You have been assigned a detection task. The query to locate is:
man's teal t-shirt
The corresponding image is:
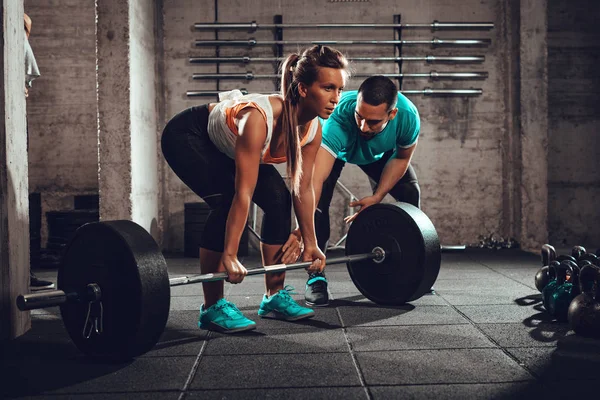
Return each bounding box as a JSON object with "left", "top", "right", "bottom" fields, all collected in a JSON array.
[{"left": 320, "top": 91, "right": 420, "bottom": 165}]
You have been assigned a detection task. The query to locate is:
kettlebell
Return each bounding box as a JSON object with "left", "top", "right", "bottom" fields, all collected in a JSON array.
[
  {"left": 568, "top": 264, "right": 600, "bottom": 338},
  {"left": 535, "top": 244, "right": 557, "bottom": 292},
  {"left": 571, "top": 245, "right": 587, "bottom": 260},
  {"left": 542, "top": 260, "right": 580, "bottom": 322}
]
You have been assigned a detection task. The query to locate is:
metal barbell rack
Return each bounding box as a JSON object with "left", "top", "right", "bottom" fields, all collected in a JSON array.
[
  {"left": 189, "top": 55, "right": 486, "bottom": 64},
  {"left": 195, "top": 38, "right": 492, "bottom": 47},
  {"left": 185, "top": 88, "right": 483, "bottom": 97},
  {"left": 192, "top": 71, "right": 489, "bottom": 81},
  {"left": 193, "top": 20, "right": 494, "bottom": 30}
]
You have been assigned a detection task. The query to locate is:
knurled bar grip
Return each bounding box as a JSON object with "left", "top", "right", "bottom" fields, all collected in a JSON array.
[
  {"left": 193, "top": 21, "right": 494, "bottom": 30},
  {"left": 194, "top": 38, "right": 492, "bottom": 47}
]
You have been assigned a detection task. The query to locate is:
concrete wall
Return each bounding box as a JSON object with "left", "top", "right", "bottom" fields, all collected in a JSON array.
[
  {"left": 97, "top": 0, "right": 161, "bottom": 238},
  {"left": 547, "top": 1, "right": 600, "bottom": 249},
  {"left": 1, "top": 0, "right": 30, "bottom": 339},
  {"left": 161, "top": 0, "right": 511, "bottom": 251},
  {"left": 24, "top": 0, "right": 98, "bottom": 246},
  {"left": 20, "top": 0, "right": 599, "bottom": 253}
]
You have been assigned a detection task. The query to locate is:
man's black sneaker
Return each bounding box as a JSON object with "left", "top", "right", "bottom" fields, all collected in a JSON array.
[
  {"left": 305, "top": 272, "right": 329, "bottom": 307},
  {"left": 30, "top": 271, "right": 55, "bottom": 291}
]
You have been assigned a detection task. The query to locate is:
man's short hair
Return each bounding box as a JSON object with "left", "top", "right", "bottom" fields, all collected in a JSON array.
[{"left": 358, "top": 76, "right": 398, "bottom": 111}]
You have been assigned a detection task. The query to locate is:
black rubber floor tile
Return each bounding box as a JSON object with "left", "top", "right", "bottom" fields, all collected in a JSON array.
[
  {"left": 478, "top": 323, "right": 572, "bottom": 348},
  {"left": 142, "top": 328, "right": 209, "bottom": 357},
  {"left": 14, "top": 392, "right": 180, "bottom": 400},
  {"left": 204, "top": 328, "right": 348, "bottom": 355},
  {"left": 332, "top": 292, "right": 449, "bottom": 306},
  {"left": 356, "top": 348, "right": 533, "bottom": 385},
  {"left": 185, "top": 387, "right": 366, "bottom": 399},
  {"left": 432, "top": 277, "right": 527, "bottom": 291},
  {"left": 1, "top": 356, "right": 195, "bottom": 397},
  {"left": 338, "top": 305, "right": 468, "bottom": 327},
  {"left": 541, "top": 380, "right": 600, "bottom": 398},
  {"left": 507, "top": 347, "right": 600, "bottom": 381},
  {"left": 436, "top": 269, "right": 502, "bottom": 281},
  {"left": 166, "top": 310, "right": 202, "bottom": 330},
  {"left": 370, "top": 381, "right": 542, "bottom": 400},
  {"left": 436, "top": 287, "right": 539, "bottom": 306},
  {"left": 190, "top": 353, "right": 361, "bottom": 389},
  {"left": 0, "top": 330, "right": 79, "bottom": 363},
  {"left": 456, "top": 304, "right": 554, "bottom": 324},
  {"left": 347, "top": 325, "right": 495, "bottom": 351},
  {"left": 255, "top": 307, "right": 342, "bottom": 331}
]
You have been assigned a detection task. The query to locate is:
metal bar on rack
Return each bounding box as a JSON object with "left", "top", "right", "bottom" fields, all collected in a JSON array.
[
  {"left": 186, "top": 88, "right": 483, "bottom": 97},
  {"left": 194, "top": 38, "right": 492, "bottom": 47},
  {"left": 193, "top": 20, "right": 494, "bottom": 30},
  {"left": 191, "top": 71, "right": 489, "bottom": 80},
  {"left": 189, "top": 55, "right": 486, "bottom": 64}
]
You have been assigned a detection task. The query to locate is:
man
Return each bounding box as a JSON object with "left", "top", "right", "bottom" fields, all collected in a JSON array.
[{"left": 300, "top": 75, "right": 421, "bottom": 306}]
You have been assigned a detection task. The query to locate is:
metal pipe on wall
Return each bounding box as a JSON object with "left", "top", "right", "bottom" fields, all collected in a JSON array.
[
  {"left": 194, "top": 38, "right": 492, "bottom": 47},
  {"left": 189, "top": 55, "right": 486, "bottom": 64},
  {"left": 193, "top": 21, "right": 494, "bottom": 30},
  {"left": 185, "top": 88, "right": 483, "bottom": 97},
  {"left": 191, "top": 71, "right": 489, "bottom": 80}
]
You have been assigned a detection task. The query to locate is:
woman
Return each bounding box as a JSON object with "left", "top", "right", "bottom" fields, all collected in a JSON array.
[{"left": 162, "top": 45, "right": 349, "bottom": 333}]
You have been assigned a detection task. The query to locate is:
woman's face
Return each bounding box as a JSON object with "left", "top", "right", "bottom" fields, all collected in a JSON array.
[{"left": 300, "top": 67, "right": 347, "bottom": 119}]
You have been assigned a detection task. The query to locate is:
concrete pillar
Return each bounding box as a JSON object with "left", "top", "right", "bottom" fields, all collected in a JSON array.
[
  {"left": 1, "top": 0, "right": 31, "bottom": 340},
  {"left": 96, "top": 0, "right": 162, "bottom": 240},
  {"left": 519, "top": 0, "right": 549, "bottom": 251}
]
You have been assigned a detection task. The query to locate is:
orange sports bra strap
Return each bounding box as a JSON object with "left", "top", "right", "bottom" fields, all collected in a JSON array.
[{"left": 224, "top": 102, "right": 267, "bottom": 135}]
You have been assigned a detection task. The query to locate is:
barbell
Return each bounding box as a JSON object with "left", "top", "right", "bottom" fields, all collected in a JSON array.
[
  {"left": 16, "top": 202, "right": 441, "bottom": 360},
  {"left": 191, "top": 71, "right": 489, "bottom": 81},
  {"left": 194, "top": 38, "right": 492, "bottom": 47}
]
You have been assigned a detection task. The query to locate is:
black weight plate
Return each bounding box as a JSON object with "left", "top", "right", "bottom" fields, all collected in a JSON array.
[
  {"left": 58, "top": 220, "right": 170, "bottom": 361},
  {"left": 345, "top": 202, "right": 441, "bottom": 305}
]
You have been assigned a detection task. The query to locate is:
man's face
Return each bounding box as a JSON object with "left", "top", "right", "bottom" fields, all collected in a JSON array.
[{"left": 354, "top": 93, "right": 397, "bottom": 140}]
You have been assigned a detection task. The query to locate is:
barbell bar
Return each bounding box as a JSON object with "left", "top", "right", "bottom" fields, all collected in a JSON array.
[
  {"left": 192, "top": 71, "right": 489, "bottom": 80},
  {"left": 186, "top": 88, "right": 483, "bottom": 97},
  {"left": 189, "top": 55, "right": 486, "bottom": 64},
  {"left": 193, "top": 21, "right": 494, "bottom": 30},
  {"left": 18, "top": 248, "right": 385, "bottom": 310},
  {"left": 15, "top": 202, "right": 441, "bottom": 360},
  {"left": 194, "top": 38, "right": 492, "bottom": 47},
  {"left": 186, "top": 88, "right": 484, "bottom": 97}
]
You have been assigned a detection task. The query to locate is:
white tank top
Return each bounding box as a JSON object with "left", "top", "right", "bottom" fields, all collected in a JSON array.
[{"left": 206, "top": 90, "right": 319, "bottom": 163}]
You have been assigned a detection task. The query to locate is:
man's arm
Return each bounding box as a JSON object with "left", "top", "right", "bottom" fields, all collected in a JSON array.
[
  {"left": 344, "top": 143, "right": 417, "bottom": 224},
  {"left": 372, "top": 143, "right": 417, "bottom": 202}
]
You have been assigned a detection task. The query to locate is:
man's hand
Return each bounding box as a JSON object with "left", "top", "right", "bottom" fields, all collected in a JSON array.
[
  {"left": 280, "top": 230, "right": 303, "bottom": 264},
  {"left": 25, "top": 87, "right": 29, "bottom": 98},
  {"left": 344, "top": 195, "right": 382, "bottom": 223}
]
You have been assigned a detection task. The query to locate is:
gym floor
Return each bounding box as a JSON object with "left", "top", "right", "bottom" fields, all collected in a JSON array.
[{"left": 1, "top": 249, "right": 598, "bottom": 399}]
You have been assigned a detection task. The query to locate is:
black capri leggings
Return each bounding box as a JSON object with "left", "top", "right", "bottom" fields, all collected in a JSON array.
[
  {"left": 315, "top": 151, "right": 420, "bottom": 251},
  {"left": 161, "top": 105, "right": 292, "bottom": 252}
]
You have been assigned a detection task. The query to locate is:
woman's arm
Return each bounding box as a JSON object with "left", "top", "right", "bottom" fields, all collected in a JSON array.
[
  {"left": 223, "top": 109, "right": 266, "bottom": 257},
  {"left": 293, "top": 124, "right": 326, "bottom": 271}
]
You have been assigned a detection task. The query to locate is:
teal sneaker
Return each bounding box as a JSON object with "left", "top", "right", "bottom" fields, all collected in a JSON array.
[
  {"left": 258, "top": 286, "right": 315, "bottom": 321},
  {"left": 198, "top": 298, "right": 256, "bottom": 333}
]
